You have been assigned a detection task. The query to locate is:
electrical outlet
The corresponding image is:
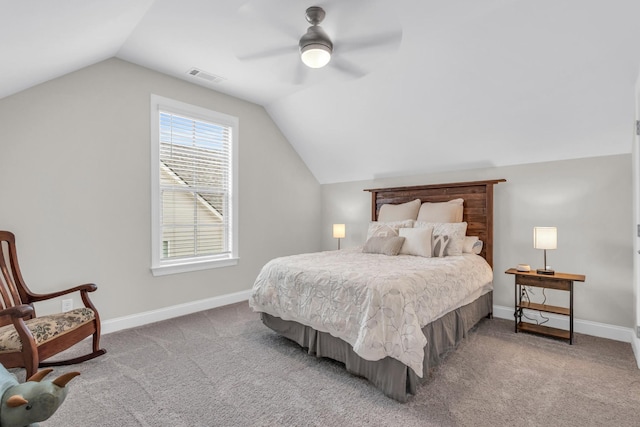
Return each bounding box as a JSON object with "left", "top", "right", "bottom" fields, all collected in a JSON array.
[{"left": 61, "top": 299, "right": 73, "bottom": 313}]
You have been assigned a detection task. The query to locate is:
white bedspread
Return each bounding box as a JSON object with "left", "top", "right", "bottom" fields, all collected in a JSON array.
[{"left": 249, "top": 248, "right": 493, "bottom": 377}]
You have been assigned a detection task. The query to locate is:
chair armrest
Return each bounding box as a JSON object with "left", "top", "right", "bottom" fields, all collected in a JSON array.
[
  {"left": 0, "top": 304, "right": 34, "bottom": 319},
  {"left": 28, "top": 283, "right": 98, "bottom": 302}
]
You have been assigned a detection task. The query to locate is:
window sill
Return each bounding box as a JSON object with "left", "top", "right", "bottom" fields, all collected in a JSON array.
[{"left": 151, "top": 257, "right": 238, "bottom": 277}]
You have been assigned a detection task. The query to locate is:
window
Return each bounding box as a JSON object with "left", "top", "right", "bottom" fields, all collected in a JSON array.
[{"left": 150, "top": 95, "right": 238, "bottom": 276}]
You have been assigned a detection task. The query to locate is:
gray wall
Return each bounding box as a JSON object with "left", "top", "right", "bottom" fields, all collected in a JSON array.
[
  {"left": 0, "top": 58, "right": 321, "bottom": 320},
  {"left": 321, "top": 154, "right": 633, "bottom": 328},
  {"left": 0, "top": 57, "right": 632, "bottom": 331}
]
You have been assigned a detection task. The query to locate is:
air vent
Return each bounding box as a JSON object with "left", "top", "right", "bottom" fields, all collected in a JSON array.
[{"left": 186, "top": 68, "right": 225, "bottom": 84}]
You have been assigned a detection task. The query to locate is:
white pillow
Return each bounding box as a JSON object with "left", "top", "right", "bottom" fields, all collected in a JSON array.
[
  {"left": 416, "top": 198, "right": 464, "bottom": 223},
  {"left": 463, "top": 236, "right": 478, "bottom": 253},
  {"left": 415, "top": 221, "right": 467, "bottom": 256},
  {"left": 378, "top": 199, "right": 421, "bottom": 222},
  {"left": 463, "top": 236, "right": 483, "bottom": 255},
  {"left": 366, "top": 220, "right": 414, "bottom": 240},
  {"left": 399, "top": 227, "right": 433, "bottom": 257}
]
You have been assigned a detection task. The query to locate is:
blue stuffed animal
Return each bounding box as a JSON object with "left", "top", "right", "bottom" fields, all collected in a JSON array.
[{"left": 0, "top": 365, "right": 78, "bottom": 427}]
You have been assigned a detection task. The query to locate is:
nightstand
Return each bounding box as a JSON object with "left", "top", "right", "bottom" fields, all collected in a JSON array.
[{"left": 505, "top": 268, "right": 585, "bottom": 344}]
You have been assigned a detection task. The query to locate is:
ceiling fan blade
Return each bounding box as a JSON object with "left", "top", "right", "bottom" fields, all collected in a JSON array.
[
  {"left": 236, "top": 45, "right": 298, "bottom": 61},
  {"left": 330, "top": 56, "right": 367, "bottom": 79},
  {"left": 237, "top": 0, "right": 304, "bottom": 41},
  {"left": 292, "top": 60, "right": 309, "bottom": 85},
  {"left": 234, "top": 1, "right": 303, "bottom": 62},
  {"left": 336, "top": 31, "right": 403, "bottom": 54},
  {"left": 274, "top": 22, "right": 304, "bottom": 42}
]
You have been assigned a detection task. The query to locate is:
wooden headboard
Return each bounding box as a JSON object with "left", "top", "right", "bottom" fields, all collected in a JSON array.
[{"left": 364, "top": 179, "right": 505, "bottom": 267}]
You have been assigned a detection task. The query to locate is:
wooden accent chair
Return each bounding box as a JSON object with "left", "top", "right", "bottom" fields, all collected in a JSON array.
[{"left": 0, "top": 231, "right": 106, "bottom": 378}]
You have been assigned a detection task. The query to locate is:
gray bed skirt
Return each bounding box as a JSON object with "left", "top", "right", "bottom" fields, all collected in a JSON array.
[{"left": 261, "top": 291, "right": 493, "bottom": 402}]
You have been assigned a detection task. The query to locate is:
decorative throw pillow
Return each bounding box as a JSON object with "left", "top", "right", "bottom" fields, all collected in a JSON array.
[
  {"left": 399, "top": 227, "right": 433, "bottom": 257},
  {"left": 366, "top": 220, "right": 414, "bottom": 240},
  {"left": 416, "top": 198, "right": 464, "bottom": 223},
  {"left": 432, "top": 235, "right": 450, "bottom": 257},
  {"left": 462, "top": 236, "right": 484, "bottom": 255},
  {"left": 362, "top": 236, "right": 406, "bottom": 256},
  {"left": 377, "top": 199, "right": 421, "bottom": 222},
  {"left": 414, "top": 221, "right": 467, "bottom": 256},
  {"left": 463, "top": 236, "right": 479, "bottom": 253}
]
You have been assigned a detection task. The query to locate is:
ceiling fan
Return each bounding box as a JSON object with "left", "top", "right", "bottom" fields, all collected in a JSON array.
[{"left": 234, "top": 3, "right": 403, "bottom": 84}]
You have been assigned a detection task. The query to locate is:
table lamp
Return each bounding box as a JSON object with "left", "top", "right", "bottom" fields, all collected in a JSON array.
[
  {"left": 533, "top": 226, "right": 557, "bottom": 275},
  {"left": 333, "top": 224, "right": 345, "bottom": 249}
]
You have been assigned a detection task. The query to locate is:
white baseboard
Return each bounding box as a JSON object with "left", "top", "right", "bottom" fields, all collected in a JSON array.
[
  {"left": 101, "top": 289, "right": 252, "bottom": 335},
  {"left": 100, "top": 298, "right": 637, "bottom": 361},
  {"left": 99, "top": 297, "right": 640, "bottom": 368},
  {"left": 493, "top": 305, "right": 634, "bottom": 343},
  {"left": 631, "top": 331, "right": 640, "bottom": 369}
]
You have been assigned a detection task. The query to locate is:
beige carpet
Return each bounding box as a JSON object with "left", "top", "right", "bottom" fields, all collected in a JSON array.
[{"left": 30, "top": 302, "right": 640, "bottom": 427}]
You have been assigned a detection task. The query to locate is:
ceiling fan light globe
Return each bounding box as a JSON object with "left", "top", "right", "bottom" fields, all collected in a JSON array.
[{"left": 301, "top": 45, "right": 331, "bottom": 68}]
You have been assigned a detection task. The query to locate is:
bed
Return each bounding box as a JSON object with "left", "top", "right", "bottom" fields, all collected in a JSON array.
[{"left": 249, "top": 179, "right": 505, "bottom": 402}]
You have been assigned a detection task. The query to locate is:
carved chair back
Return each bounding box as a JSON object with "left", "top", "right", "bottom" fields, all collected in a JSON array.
[{"left": 0, "top": 231, "right": 33, "bottom": 327}]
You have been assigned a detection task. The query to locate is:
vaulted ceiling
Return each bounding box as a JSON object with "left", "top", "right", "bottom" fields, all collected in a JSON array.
[{"left": 3, "top": 0, "right": 640, "bottom": 183}]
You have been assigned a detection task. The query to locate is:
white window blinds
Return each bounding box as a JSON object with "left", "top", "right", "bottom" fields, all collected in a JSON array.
[
  {"left": 159, "top": 111, "right": 232, "bottom": 260},
  {"left": 151, "top": 95, "right": 238, "bottom": 276}
]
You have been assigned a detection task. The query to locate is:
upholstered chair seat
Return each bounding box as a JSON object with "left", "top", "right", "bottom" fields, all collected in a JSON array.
[{"left": 0, "top": 308, "right": 95, "bottom": 353}]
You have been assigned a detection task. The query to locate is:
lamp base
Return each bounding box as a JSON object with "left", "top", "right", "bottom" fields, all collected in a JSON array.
[{"left": 536, "top": 268, "right": 555, "bottom": 275}]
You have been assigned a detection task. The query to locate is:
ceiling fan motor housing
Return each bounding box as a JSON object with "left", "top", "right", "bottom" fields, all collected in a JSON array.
[{"left": 299, "top": 25, "right": 333, "bottom": 52}]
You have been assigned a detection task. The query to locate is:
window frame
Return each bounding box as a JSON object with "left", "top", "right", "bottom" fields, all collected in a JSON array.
[{"left": 150, "top": 94, "right": 239, "bottom": 276}]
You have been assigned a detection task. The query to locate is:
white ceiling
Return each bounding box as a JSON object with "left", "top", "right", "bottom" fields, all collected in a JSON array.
[{"left": 3, "top": 0, "right": 640, "bottom": 183}]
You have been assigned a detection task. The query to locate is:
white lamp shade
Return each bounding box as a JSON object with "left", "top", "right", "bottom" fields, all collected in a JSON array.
[
  {"left": 333, "top": 224, "right": 346, "bottom": 239},
  {"left": 533, "top": 227, "right": 557, "bottom": 250},
  {"left": 301, "top": 44, "right": 331, "bottom": 68}
]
